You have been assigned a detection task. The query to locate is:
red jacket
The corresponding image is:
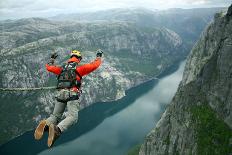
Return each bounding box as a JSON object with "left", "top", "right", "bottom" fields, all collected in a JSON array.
[{"left": 46, "top": 56, "right": 102, "bottom": 91}]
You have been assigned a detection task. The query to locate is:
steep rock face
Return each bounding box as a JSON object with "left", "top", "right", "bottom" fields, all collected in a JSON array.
[{"left": 140, "top": 5, "right": 232, "bottom": 155}]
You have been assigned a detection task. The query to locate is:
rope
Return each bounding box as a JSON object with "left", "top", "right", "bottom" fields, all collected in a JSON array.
[{"left": 0, "top": 86, "right": 57, "bottom": 91}]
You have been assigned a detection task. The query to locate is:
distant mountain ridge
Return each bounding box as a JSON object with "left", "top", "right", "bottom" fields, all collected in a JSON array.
[{"left": 51, "top": 7, "right": 226, "bottom": 47}]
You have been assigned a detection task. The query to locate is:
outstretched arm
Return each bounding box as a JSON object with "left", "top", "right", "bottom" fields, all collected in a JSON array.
[
  {"left": 45, "top": 64, "right": 62, "bottom": 75},
  {"left": 45, "top": 53, "right": 62, "bottom": 75},
  {"left": 77, "top": 57, "right": 102, "bottom": 77}
]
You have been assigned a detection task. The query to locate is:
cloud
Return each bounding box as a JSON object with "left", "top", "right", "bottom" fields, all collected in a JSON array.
[
  {"left": 1, "top": 0, "right": 230, "bottom": 10},
  {"left": 0, "top": 0, "right": 34, "bottom": 9},
  {"left": 0, "top": 0, "right": 231, "bottom": 20}
]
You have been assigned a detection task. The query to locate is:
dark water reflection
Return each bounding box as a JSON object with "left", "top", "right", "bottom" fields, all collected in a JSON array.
[{"left": 0, "top": 61, "right": 185, "bottom": 155}]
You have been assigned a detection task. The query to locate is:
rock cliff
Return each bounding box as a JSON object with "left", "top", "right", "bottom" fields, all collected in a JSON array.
[{"left": 140, "top": 5, "right": 232, "bottom": 155}]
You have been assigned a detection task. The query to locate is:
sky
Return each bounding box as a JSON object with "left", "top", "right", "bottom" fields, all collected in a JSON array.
[{"left": 0, "top": 0, "right": 231, "bottom": 20}]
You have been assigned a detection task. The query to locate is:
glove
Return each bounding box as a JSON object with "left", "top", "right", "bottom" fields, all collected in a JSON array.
[
  {"left": 96, "top": 49, "right": 103, "bottom": 57},
  {"left": 48, "top": 58, "right": 55, "bottom": 65},
  {"left": 51, "top": 53, "right": 58, "bottom": 59},
  {"left": 48, "top": 53, "right": 58, "bottom": 64}
]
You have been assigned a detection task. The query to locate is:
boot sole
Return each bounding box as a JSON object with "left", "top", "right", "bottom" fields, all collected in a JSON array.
[
  {"left": 47, "top": 124, "right": 55, "bottom": 147},
  {"left": 34, "top": 120, "right": 47, "bottom": 140}
]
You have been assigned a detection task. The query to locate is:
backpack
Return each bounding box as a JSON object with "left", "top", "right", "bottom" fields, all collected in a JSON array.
[{"left": 57, "top": 62, "right": 82, "bottom": 89}]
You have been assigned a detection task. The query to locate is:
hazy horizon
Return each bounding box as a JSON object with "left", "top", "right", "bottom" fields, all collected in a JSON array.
[{"left": 0, "top": 0, "right": 231, "bottom": 20}]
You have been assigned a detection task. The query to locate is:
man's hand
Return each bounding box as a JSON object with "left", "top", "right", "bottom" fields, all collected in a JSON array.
[
  {"left": 51, "top": 53, "right": 58, "bottom": 59},
  {"left": 96, "top": 49, "right": 103, "bottom": 57},
  {"left": 49, "top": 58, "right": 55, "bottom": 65},
  {"left": 48, "top": 53, "right": 58, "bottom": 65}
]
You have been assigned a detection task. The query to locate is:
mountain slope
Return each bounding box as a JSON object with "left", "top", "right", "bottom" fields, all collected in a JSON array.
[
  {"left": 0, "top": 20, "right": 186, "bottom": 145},
  {"left": 139, "top": 5, "right": 232, "bottom": 155}
]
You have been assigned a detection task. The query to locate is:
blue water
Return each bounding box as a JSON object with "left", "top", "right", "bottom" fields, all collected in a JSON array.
[{"left": 0, "top": 61, "right": 185, "bottom": 155}]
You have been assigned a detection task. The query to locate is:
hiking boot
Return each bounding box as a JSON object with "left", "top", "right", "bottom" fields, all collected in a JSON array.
[
  {"left": 47, "top": 124, "right": 61, "bottom": 147},
  {"left": 34, "top": 120, "right": 49, "bottom": 140}
]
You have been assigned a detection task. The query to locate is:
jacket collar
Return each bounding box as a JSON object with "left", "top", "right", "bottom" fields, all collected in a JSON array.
[{"left": 68, "top": 56, "right": 80, "bottom": 63}]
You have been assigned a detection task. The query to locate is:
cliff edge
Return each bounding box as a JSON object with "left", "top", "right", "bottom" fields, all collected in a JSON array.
[{"left": 140, "top": 4, "right": 232, "bottom": 155}]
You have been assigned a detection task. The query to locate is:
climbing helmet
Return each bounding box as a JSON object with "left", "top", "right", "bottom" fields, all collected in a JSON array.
[{"left": 71, "top": 50, "right": 82, "bottom": 60}]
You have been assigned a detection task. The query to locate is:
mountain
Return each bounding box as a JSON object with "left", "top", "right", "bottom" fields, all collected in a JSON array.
[
  {"left": 52, "top": 7, "right": 226, "bottom": 49},
  {"left": 139, "top": 4, "right": 232, "bottom": 155},
  {"left": 0, "top": 7, "right": 224, "bottom": 145}
]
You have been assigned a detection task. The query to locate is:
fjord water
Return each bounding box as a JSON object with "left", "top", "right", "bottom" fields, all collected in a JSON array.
[{"left": 0, "top": 61, "right": 185, "bottom": 155}]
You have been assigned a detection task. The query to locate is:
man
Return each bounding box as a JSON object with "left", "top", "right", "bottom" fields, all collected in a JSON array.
[{"left": 34, "top": 49, "right": 103, "bottom": 147}]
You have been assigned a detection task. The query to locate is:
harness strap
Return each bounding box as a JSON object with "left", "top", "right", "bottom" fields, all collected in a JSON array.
[{"left": 75, "top": 70, "right": 82, "bottom": 80}]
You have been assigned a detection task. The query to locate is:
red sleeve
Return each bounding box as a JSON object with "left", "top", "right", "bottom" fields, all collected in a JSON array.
[
  {"left": 45, "top": 64, "right": 62, "bottom": 75},
  {"left": 77, "top": 58, "right": 102, "bottom": 76}
]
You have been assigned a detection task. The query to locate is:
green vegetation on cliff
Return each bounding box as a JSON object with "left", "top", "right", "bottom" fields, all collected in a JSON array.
[
  {"left": 191, "top": 104, "right": 232, "bottom": 155},
  {"left": 127, "top": 144, "right": 141, "bottom": 155}
]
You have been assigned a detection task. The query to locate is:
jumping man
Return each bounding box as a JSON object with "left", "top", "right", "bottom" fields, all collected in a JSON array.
[{"left": 34, "top": 49, "right": 103, "bottom": 147}]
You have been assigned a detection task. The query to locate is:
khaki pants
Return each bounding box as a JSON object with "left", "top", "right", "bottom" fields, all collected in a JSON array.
[{"left": 46, "top": 89, "right": 80, "bottom": 132}]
